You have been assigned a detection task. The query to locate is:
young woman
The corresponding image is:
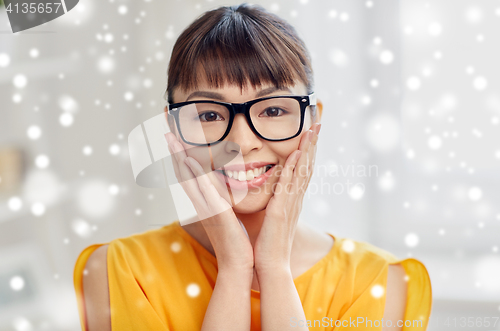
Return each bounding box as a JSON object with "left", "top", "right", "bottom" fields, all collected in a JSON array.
[{"left": 74, "top": 3, "right": 432, "bottom": 331}]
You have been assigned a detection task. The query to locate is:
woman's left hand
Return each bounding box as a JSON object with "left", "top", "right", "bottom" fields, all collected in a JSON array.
[{"left": 253, "top": 123, "right": 321, "bottom": 273}]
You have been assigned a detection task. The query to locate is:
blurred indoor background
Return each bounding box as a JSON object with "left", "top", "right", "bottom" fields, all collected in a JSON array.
[{"left": 1, "top": 0, "right": 499, "bottom": 330}]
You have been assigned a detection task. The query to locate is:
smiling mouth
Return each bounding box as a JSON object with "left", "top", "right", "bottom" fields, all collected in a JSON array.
[{"left": 215, "top": 164, "right": 275, "bottom": 182}]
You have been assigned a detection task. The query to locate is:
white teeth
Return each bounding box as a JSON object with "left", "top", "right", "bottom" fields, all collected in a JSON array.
[
  {"left": 224, "top": 165, "right": 273, "bottom": 181},
  {"left": 246, "top": 170, "right": 255, "bottom": 180},
  {"left": 238, "top": 171, "right": 246, "bottom": 181}
]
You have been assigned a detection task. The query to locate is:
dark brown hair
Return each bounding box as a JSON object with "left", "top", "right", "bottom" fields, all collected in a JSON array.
[{"left": 165, "top": 3, "right": 314, "bottom": 104}]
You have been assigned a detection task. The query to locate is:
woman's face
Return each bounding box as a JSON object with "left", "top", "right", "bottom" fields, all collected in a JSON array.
[{"left": 170, "top": 77, "right": 318, "bottom": 214}]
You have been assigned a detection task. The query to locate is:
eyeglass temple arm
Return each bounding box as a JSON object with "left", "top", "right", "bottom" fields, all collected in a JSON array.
[{"left": 308, "top": 93, "right": 317, "bottom": 106}]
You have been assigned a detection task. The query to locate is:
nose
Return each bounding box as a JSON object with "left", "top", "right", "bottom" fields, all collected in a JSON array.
[{"left": 224, "top": 113, "right": 262, "bottom": 155}]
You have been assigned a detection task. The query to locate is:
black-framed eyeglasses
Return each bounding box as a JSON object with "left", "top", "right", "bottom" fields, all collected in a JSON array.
[{"left": 168, "top": 93, "right": 316, "bottom": 146}]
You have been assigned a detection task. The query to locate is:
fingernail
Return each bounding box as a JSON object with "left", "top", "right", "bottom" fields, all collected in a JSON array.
[
  {"left": 309, "top": 130, "right": 316, "bottom": 146},
  {"left": 296, "top": 150, "right": 303, "bottom": 160},
  {"left": 184, "top": 157, "right": 192, "bottom": 166},
  {"left": 315, "top": 124, "right": 322, "bottom": 135}
]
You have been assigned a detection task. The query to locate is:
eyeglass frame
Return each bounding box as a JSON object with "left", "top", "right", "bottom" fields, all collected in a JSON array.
[{"left": 167, "top": 92, "right": 317, "bottom": 147}]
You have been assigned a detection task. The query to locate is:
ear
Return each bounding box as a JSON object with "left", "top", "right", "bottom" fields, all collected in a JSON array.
[{"left": 315, "top": 99, "right": 323, "bottom": 123}]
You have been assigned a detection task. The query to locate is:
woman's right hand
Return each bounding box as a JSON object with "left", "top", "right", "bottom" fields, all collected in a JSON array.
[{"left": 165, "top": 132, "right": 254, "bottom": 273}]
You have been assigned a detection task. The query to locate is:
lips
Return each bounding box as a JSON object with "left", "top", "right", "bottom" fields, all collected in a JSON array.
[{"left": 218, "top": 161, "right": 276, "bottom": 171}]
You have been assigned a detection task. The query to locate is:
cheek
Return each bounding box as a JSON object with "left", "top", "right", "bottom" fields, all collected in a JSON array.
[{"left": 269, "top": 138, "right": 302, "bottom": 163}]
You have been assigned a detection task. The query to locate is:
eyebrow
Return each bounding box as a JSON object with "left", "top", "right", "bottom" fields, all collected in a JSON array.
[{"left": 185, "top": 86, "right": 293, "bottom": 102}]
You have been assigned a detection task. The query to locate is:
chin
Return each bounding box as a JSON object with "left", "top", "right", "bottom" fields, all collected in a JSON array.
[{"left": 231, "top": 192, "right": 271, "bottom": 214}]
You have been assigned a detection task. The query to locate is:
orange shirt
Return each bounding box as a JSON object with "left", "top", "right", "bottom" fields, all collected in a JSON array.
[{"left": 74, "top": 221, "right": 432, "bottom": 330}]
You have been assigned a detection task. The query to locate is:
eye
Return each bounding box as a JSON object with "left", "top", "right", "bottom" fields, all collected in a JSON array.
[
  {"left": 260, "top": 107, "right": 286, "bottom": 117},
  {"left": 199, "top": 111, "right": 225, "bottom": 122}
]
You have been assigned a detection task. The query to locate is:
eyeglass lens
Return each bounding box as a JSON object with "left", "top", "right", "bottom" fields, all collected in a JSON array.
[{"left": 177, "top": 98, "right": 303, "bottom": 144}]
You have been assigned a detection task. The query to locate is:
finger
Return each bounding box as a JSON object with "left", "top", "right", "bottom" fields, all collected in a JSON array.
[
  {"left": 294, "top": 122, "right": 322, "bottom": 194},
  {"left": 166, "top": 134, "right": 230, "bottom": 221},
  {"left": 170, "top": 138, "right": 197, "bottom": 183},
  {"left": 166, "top": 139, "right": 182, "bottom": 182},
  {"left": 299, "top": 124, "right": 320, "bottom": 194},
  {"left": 175, "top": 145, "right": 234, "bottom": 207},
  {"left": 273, "top": 150, "right": 302, "bottom": 204},
  {"left": 166, "top": 133, "right": 197, "bottom": 198},
  {"left": 292, "top": 129, "right": 314, "bottom": 191},
  {"left": 311, "top": 123, "right": 321, "bottom": 146},
  {"left": 167, "top": 133, "right": 215, "bottom": 184},
  {"left": 304, "top": 143, "right": 317, "bottom": 189},
  {"left": 181, "top": 157, "right": 223, "bottom": 220},
  {"left": 296, "top": 128, "right": 314, "bottom": 167},
  {"left": 166, "top": 135, "right": 209, "bottom": 206},
  {"left": 165, "top": 132, "right": 176, "bottom": 145},
  {"left": 185, "top": 157, "right": 231, "bottom": 216},
  {"left": 307, "top": 124, "right": 321, "bottom": 175}
]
